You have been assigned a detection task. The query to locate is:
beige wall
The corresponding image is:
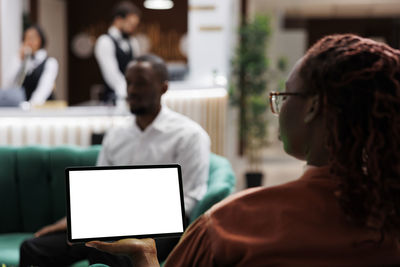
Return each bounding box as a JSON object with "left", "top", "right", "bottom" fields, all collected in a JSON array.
[
  {"left": 249, "top": 0, "right": 400, "bottom": 17},
  {"left": 38, "top": 0, "right": 67, "bottom": 101},
  {"left": 248, "top": 0, "right": 400, "bottom": 73},
  {"left": 248, "top": 2, "right": 306, "bottom": 77}
]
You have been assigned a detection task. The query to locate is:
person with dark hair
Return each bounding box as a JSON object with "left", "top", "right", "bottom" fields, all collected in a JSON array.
[
  {"left": 86, "top": 34, "right": 400, "bottom": 266},
  {"left": 19, "top": 54, "right": 210, "bottom": 266},
  {"left": 5, "top": 24, "right": 58, "bottom": 105},
  {"left": 94, "top": 1, "right": 142, "bottom": 105}
]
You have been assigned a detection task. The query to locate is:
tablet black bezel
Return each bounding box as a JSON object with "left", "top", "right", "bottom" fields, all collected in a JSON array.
[{"left": 65, "top": 164, "right": 186, "bottom": 244}]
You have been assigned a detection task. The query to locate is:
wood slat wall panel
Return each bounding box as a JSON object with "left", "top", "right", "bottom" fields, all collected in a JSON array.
[{"left": 0, "top": 91, "right": 228, "bottom": 156}]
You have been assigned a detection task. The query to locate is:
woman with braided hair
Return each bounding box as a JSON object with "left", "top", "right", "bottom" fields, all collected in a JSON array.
[
  {"left": 86, "top": 34, "right": 400, "bottom": 266},
  {"left": 297, "top": 34, "right": 400, "bottom": 241}
]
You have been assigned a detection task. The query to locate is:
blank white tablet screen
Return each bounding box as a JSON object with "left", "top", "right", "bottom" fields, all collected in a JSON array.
[{"left": 68, "top": 167, "right": 184, "bottom": 239}]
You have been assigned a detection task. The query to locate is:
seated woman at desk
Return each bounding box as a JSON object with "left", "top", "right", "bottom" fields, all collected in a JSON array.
[{"left": 6, "top": 25, "right": 58, "bottom": 106}]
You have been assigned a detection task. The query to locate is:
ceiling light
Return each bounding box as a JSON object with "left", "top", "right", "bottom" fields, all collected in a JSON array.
[{"left": 144, "top": 0, "right": 174, "bottom": 10}]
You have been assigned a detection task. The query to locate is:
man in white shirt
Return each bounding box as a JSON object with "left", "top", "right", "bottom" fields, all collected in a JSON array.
[
  {"left": 94, "top": 1, "right": 141, "bottom": 105},
  {"left": 97, "top": 63, "right": 210, "bottom": 215},
  {"left": 19, "top": 54, "right": 210, "bottom": 267}
]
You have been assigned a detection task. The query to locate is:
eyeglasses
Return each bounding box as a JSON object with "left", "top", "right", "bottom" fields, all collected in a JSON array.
[{"left": 269, "top": 91, "right": 313, "bottom": 115}]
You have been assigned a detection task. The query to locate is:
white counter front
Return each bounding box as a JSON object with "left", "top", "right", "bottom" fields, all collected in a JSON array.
[{"left": 0, "top": 88, "right": 227, "bottom": 155}]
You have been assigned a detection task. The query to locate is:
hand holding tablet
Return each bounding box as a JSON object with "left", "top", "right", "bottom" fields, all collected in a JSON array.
[{"left": 86, "top": 238, "right": 159, "bottom": 266}]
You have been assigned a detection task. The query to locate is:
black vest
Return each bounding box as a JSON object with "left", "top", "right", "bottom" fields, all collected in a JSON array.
[
  {"left": 22, "top": 58, "right": 54, "bottom": 101},
  {"left": 101, "top": 34, "right": 134, "bottom": 104}
]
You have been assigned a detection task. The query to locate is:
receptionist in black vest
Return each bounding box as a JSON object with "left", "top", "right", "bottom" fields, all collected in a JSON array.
[
  {"left": 11, "top": 25, "right": 58, "bottom": 106},
  {"left": 94, "top": 1, "right": 142, "bottom": 105}
]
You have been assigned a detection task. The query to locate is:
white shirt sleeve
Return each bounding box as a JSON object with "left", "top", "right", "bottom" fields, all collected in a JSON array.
[
  {"left": 3, "top": 57, "right": 22, "bottom": 88},
  {"left": 29, "top": 57, "right": 58, "bottom": 105},
  {"left": 131, "top": 37, "right": 142, "bottom": 57},
  {"left": 176, "top": 129, "right": 210, "bottom": 215},
  {"left": 96, "top": 130, "right": 113, "bottom": 166},
  {"left": 94, "top": 35, "right": 127, "bottom": 99}
]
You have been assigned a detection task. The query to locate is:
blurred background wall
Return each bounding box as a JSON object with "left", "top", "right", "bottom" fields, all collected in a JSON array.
[{"left": 2, "top": 0, "right": 400, "bottom": 190}]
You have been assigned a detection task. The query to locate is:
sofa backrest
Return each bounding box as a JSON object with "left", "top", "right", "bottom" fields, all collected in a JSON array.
[
  {"left": 190, "top": 153, "right": 236, "bottom": 222},
  {"left": 0, "top": 146, "right": 101, "bottom": 233},
  {"left": 0, "top": 146, "right": 235, "bottom": 234}
]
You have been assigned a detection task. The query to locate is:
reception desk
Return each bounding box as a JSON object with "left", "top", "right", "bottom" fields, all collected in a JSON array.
[{"left": 0, "top": 88, "right": 227, "bottom": 155}]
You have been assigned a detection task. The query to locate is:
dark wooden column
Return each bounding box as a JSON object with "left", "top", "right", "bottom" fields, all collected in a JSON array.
[
  {"left": 29, "top": 0, "right": 38, "bottom": 24},
  {"left": 238, "top": 0, "right": 247, "bottom": 155}
]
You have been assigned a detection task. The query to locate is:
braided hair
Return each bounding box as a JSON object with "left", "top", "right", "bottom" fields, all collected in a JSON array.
[{"left": 300, "top": 34, "right": 400, "bottom": 239}]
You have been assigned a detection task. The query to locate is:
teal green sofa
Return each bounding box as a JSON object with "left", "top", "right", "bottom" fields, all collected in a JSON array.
[
  {"left": 0, "top": 146, "right": 101, "bottom": 267},
  {"left": 0, "top": 146, "right": 236, "bottom": 267}
]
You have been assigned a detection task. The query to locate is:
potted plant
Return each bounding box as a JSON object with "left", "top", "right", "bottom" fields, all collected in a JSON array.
[{"left": 230, "top": 15, "right": 286, "bottom": 188}]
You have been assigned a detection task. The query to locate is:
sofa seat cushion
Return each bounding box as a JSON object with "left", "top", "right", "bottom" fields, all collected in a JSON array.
[
  {"left": 70, "top": 259, "right": 90, "bottom": 267},
  {"left": 0, "top": 233, "right": 33, "bottom": 266}
]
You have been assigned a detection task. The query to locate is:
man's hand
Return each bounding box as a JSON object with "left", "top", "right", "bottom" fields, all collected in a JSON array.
[
  {"left": 86, "top": 238, "right": 159, "bottom": 267},
  {"left": 34, "top": 217, "right": 67, "bottom": 237}
]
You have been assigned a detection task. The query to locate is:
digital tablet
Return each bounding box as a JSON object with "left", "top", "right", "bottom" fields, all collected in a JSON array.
[{"left": 65, "top": 165, "right": 186, "bottom": 244}]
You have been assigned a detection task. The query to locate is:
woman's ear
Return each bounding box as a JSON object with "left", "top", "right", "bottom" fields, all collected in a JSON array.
[{"left": 304, "top": 95, "right": 320, "bottom": 123}]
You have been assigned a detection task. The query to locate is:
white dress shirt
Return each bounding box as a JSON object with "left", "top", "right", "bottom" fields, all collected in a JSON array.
[
  {"left": 97, "top": 106, "right": 211, "bottom": 216},
  {"left": 94, "top": 27, "right": 141, "bottom": 100},
  {"left": 5, "top": 49, "right": 58, "bottom": 105}
]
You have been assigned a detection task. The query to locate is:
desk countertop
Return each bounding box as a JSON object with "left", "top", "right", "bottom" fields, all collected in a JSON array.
[
  {"left": 0, "top": 106, "right": 130, "bottom": 117},
  {"left": 0, "top": 87, "right": 227, "bottom": 118}
]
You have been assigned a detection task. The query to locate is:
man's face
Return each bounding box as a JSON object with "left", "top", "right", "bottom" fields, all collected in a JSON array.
[
  {"left": 125, "top": 61, "right": 165, "bottom": 115},
  {"left": 121, "top": 14, "right": 140, "bottom": 36}
]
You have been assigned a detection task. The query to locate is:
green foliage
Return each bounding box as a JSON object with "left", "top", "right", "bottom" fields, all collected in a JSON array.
[
  {"left": 230, "top": 15, "right": 285, "bottom": 168},
  {"left": 277, "top": 57, "right": 288, "bottom": 72}
]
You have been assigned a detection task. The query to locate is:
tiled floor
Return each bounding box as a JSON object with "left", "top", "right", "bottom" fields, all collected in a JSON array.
[{"left": 229, "top": 141, "right": 305, "bottom": 192}]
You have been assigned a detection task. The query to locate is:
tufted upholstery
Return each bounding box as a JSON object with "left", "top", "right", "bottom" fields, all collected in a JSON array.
[{"left": 0, "top": 146, "right": 101, "bottom": 267}]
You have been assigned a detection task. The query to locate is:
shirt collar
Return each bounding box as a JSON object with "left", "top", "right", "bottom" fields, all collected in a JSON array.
[
  {"left": 301, "top": 164, "right": 332, "bottom": 181},
  {"left": 303, "top": 164, "right": 318, "bottom": 173},
  {"left": 149, "top": 105, "right": 171, "bottom": 132},
  {"left": 32, "top": 49, "right": 47, "bottom": 62},
  {"left": 108, "top": 26, "right": 123, "bottom": 40},
  {"left": 132, "top": 105, "right": 171, "bottom": 133}
]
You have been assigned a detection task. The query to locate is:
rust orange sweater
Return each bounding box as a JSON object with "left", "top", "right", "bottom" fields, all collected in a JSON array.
[{"left": 164, "top": 166, "right": 400, "bottom": 266}]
